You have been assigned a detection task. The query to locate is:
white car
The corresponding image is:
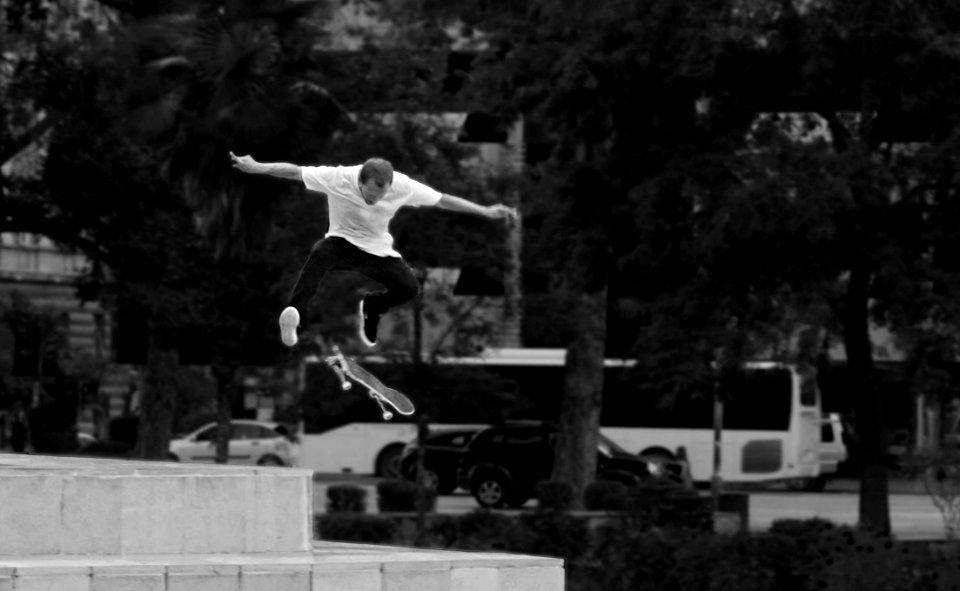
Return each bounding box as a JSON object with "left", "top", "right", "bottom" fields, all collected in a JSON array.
[{"left": 168, "top": 420, "right": 300, "bottom": 467}]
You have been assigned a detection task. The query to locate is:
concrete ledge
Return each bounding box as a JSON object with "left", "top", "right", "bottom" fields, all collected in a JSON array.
[
  {"left": 0, "top": 454, "right": 313, "bottom": 556},
  {"left": 0, "top": 543, "right": 564, "bottom": 591},
  {"left": 0, "top": 455, "right": 566, "bottom": 590}
]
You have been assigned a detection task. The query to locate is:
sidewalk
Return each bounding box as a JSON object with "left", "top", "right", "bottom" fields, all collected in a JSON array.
[{"left": 826, "top": 478, "right": 928, "bottom": 495}]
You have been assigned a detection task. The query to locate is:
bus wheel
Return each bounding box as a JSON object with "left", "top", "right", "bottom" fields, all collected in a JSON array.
[{"left": 376, "top": 445, "right": 404, "bottom": 479}]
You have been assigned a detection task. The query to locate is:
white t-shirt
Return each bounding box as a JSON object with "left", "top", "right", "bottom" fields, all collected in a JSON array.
[{"left": 300, "top": 164, "right": 443, "bottom": 258}]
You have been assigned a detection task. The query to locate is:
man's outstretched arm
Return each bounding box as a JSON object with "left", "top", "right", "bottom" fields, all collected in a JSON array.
[
  {"left": 229, "top": 152, "right": 302, "bottom": 181},
  {"left": 435, "top": 193, "right": 518, "bottom": 221}
]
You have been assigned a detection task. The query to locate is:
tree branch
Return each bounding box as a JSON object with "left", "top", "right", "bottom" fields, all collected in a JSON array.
[{"left": 0, "top": 115, "right": 60, "bottom": 169}]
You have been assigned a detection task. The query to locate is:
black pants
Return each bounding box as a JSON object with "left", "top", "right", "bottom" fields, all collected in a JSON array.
[{"left": 288, "top": 236, "right": 420, "bottom": 325}]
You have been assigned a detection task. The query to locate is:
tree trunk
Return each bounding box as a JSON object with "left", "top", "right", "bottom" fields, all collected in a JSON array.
[
  {"left": 135, "top": 337, "right": 178, "bottom": 460},
  {"left": 212, "top": 362, "right": 238, "bottom": 464},
  {"left": 550, "top": 288, "right": 607, "bottom": 509},
  {"left": 844, "top": 264, "right": 891, "bottom": 534}
]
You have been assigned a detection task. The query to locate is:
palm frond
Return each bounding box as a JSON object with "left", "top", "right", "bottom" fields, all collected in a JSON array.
[{"left": 114, "top": 0, "right": 337, "bottom": 259}]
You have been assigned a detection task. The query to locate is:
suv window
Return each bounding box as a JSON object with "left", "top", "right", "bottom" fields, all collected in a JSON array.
[
  {"left": 489, "top": 431, "right": 544, "bottom": 445},
  {"left": 448, "top": 434, "right": 471, "bottom": 446},
  {"left": 433, "top": 432, "right": 474, "bottom": 447},
  {"left": 467, "top": 427, "right": 555, "bottom": 464}
]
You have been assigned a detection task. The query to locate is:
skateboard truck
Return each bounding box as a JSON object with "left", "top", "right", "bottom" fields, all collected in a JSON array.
[
  {"left": 324, "top": 346, "right": 400, "bottom": 421},
  {"left": 370, "top": 395, "right": 393, "bottom": 421}
]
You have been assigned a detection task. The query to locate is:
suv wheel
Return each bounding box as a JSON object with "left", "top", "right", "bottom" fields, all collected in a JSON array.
[{"left": 473, "top": 473, "right": 510, "bottom": 508}]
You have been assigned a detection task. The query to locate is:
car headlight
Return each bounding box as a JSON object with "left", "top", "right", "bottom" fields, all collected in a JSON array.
[{"left": 647, "top": 461, "right": 664, "bottom": 477}]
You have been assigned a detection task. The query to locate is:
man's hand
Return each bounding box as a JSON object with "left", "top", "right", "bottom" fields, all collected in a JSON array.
[
  {"left": 229, "top": 151, "right": 260, "bottom": 174},
  {"left": 486, "top": 204, "right": 519, "bottom": 221}
]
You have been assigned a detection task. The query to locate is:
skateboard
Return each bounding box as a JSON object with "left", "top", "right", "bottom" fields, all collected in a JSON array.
[{"left": 325, "top": 346, "right": 415, "bottom": 420}]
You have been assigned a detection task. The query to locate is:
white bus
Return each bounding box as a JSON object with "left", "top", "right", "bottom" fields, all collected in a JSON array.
[
  {"left": 601, "top": 359, "right": 823, "bottom": 485},
  {"left": 297, "top": 348, "right": 829, "bottom": 486}
]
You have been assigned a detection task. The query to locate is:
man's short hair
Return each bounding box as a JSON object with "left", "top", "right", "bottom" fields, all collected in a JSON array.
[{"left": 359, "top": 158, "right": 394, "bottom": 187}]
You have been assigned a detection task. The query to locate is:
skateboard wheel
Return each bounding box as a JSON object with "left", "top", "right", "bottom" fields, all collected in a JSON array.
[
  {"left": 342, "top": 382, "right": 352, "bottom": 391},
  {"left": 382, "top": 411, "right": 393, "bottom": 420}
]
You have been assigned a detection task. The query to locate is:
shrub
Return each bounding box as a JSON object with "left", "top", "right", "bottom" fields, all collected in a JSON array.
[
  {"left": 428, "top": 511, "right": 529, "bottom": 552},
  {"left": 768, "top": 516, "right": 838, "bottom": 539},
  {"left": 519, "top": 512, "right": 590, "bottom": 561},
  {"left": 75, "top": 440, "right": 133, "bottom": 458},
  {"left": 584, "top": 480, "right": 629, "bottom": 511},
  {"left": 536, "top": 480, "right": 574, "bottom": 512},
  {"left": 625, "top": 485, "right": 711, "bottom": 531},
  {"left": 326, "top": 484, "right": 368, "bottom": 514},
  {"left": 107, "top": 414, "right": 140, "bottom": 447},
  {"left": 311, "top": 512, "right": 960, "bottom": 591},
  {"left": 670, "top": 531, "right": 787, "bottom": 591},
  {"left": 376, "top": 478, "right": 437, "bottom": 513},
  {"left": 28, "top": 405, "right": 79, "bottom": 453},
  {"left": 586, "top": 521, "right": 686, "bottom": 591},
  {"left": 803, "top": 526, "right": 919, "bottom": 591},
  {"left": 904, "top": 450, "right": 960, "bottom": 539},
  {"left": 316, "top": 514, "right": 397, "bottom": 543}
]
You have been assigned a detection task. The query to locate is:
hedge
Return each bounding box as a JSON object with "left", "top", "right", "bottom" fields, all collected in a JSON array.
[
  {"left": 315, "top": 512, "right": 960, "bottom": 591},
  {"left": 326, "top": 484, "right": 368, "bottom": 514},
  {"left": 376, "top": 479, "right": 437, "bottom": 513}
]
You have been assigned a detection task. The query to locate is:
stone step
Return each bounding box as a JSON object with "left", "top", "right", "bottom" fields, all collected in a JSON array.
[
  {"left": 0, "top": 542, "right": 563, "bottom": 591},
  {"left": 0, "top": 454, "right": 312, "bottom": 556},
  {"left": 0, "top": 454, "right": 565, "bottom": 590}
]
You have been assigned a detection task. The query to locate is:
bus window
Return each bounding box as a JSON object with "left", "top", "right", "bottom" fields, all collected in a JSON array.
[
  {"left": 601, "top": 365, "right": 797, "bottom": 431},
  {"left": 799, "top": 368, "right": 818, "bottom": 407},
  {"left": 721, "top": 367, "right": 792, "bottom": 431}
]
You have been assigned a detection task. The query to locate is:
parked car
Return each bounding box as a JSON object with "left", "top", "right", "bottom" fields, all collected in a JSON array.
[
  {"left": 457, "top": 421, "right": 691, "bottom": 508},
  {"left": 168, "top": 420, "right": 300, "bottom": 466},
  {"left": 400, "top": 427, "right": 486, "bottom": 494},
  {"left": 77, "top": 432, "right": 98, "bottom": 450}
]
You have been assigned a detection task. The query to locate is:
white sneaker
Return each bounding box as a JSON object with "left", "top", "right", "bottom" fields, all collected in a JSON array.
[
  {"left": 358, "top": 299, "right": 380, "bottom": 348},
  {"left": 279, "top": 307, "right": 300, "bottom": 347}
]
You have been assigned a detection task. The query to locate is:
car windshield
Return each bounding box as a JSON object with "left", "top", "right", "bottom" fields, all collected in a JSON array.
[{"left": 598, "top": 433, "right": 631, "bottom": 456}]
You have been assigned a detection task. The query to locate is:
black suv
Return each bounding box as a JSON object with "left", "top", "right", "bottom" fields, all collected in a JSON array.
[
  {"left": 400, "top": 427, "right": 485, "bottom": 494},
  {"left": 457, "top": 422, "right": 689, "bottom": 508}
]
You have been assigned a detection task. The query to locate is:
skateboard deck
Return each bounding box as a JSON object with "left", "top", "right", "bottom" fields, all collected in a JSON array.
[{"left": 325, "top": 346, "right": 415, "bottom": 420}]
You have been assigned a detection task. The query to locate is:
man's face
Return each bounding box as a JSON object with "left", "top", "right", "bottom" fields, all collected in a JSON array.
[{"left": 359, "top": 179, "right": 390, "bottom": 205}]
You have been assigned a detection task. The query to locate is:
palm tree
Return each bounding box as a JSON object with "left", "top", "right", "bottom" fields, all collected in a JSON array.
[{"left": 109, "top": 0, "right": 348, "bottom": 461}]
